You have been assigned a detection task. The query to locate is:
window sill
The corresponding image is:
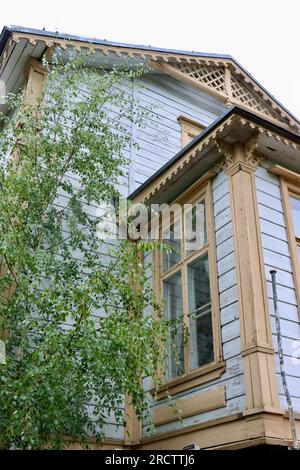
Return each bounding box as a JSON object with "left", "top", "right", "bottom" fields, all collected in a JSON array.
[{"left": 151, "top": 361, "right": 225, "bottom": 400}]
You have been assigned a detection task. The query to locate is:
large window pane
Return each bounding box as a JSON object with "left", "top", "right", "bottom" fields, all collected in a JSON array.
[
  {"left": 188, "top": 254, "right": 214, "bottom": 369},
  {"left": 162, "top": 219, "right": 182, "bottom": 272},
  {"left": 185, "top": 202, "right": 206, "bottom": 256},
  {"left": 163, "top": 272, "right": 184, "bottom": 380},
  {"left": 290, "top": 196, "right": 300, "bottom": 238}
]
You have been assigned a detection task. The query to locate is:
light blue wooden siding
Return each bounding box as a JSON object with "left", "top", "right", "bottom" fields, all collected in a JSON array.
[
  {"left": 142, "top": 171, "right": 245, "bottom": 438},
  {"left": 130, "top": 73, "right": 225, "bottom": 190},
  {"left": 256, "top": 164, "right": 300, "bottom": 412}
]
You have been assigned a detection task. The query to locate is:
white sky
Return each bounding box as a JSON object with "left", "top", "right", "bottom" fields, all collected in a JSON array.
[{"left": 1, "top": 0, "right": 300, "bottom": 119}]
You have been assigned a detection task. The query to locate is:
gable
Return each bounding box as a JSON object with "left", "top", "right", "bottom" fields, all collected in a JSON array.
[
  {"left": 1, "top": 26, "right": 299, "bottom": 134},
  {"left": 150, "top": 59, "right": 299, "bottom": 132}
]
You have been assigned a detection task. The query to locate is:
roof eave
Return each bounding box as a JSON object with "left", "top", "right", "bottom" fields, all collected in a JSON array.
[
  {"left": 1, "top": 25, "right": 299, "bottom": 127},
  {"left": 129, "top": 105, "right": 300, "bottom": 202},
  {"left": 0, "top": 26, "right": 12, "bottom": 56}
]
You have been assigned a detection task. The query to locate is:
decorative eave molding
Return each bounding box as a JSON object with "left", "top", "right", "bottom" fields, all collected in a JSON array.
[
  {"left": 132, "top": 115, "right": 237, "bottom": 203},
  {"left": 215, "top": 132, "right": 265, "bottom": 174},
  {"left": 132, "top": 116, "right": 300, "bottom": 203},
  {"left": 1, "top": 31, "right": 299, "bottom": 133},
  {"left": 239, "top": 117, "right": 300, "bottom": 150}
]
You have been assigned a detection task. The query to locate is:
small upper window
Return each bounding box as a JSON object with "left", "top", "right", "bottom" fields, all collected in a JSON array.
[{"left": 178, "top": 116, "right": 205, "bottom": 147}]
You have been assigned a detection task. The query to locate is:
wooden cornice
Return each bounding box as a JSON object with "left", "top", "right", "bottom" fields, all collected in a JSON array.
[
  {"left": 132, "top": 115, "right": 300, "bottom": 204},
  {"left": 0, "top": 31, "right": 299, "bottom": 133}
]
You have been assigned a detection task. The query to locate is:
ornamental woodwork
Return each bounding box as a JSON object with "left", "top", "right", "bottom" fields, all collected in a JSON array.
[
  {"left": 152, "top": 61, "right": 298, "bottom": 131},
  {"left": 214, "top": 135, "right": 265, "bottom": 174},
  {"left": 1, "top": 32, "right": 299, "bottom": 133}
]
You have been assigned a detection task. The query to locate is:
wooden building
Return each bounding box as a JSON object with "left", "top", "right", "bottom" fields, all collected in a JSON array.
[{"left": 1, "top": 25, "right": 300, "bottom": 450}]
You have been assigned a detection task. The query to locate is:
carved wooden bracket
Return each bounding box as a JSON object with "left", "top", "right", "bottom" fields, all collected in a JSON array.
[
  {"left": 214, "top": 139, "right": 234, "bottom": 173},
  {"left": 214, "top": 133, "right": 265, "bottom": 174}
]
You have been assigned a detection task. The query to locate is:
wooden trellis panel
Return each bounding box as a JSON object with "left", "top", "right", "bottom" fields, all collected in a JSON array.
[
  {"left": 230, "top": 74, "right": 275, "bottom": 119},
  {"left": 171, "top": 62, "right": 226, "bottom": 94},
  {"left": 160, "top": 61, "right": 289, "bottom": 127},
  {"left": 2, "top": 31, "right": 298, "bottom": 131}
]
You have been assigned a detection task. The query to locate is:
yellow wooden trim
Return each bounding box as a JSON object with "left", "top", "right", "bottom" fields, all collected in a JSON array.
[
  {"left": 211, "top": 437, "right": 267, "bottom": 450},
  {"left": 224, "top": 66, "right": 233, "bottom": 105},
  {"left": 224, "top": 142, "right": 280, "bottom": 414},
  {"left": 269, "top": 164, "right": 300, "bottom": 185},
  {"left": 0, "top": 58, "right": 49, "bottom": 336},
  {"left": 63, "top": 411, "right": 300, "bottom": 449},
  {"left": 153, "top": 361, "right": 225, "bottom": 399},
  {"left": 278, "top": 177, "right": 300, "bottom": 321},
  {"left": 141, "top": 413, "right": 245, "bottom": 450},
  {"left": 149, "top": 61, "right": 227, "bottom": 102},
  {"left": 6, "top": 31, "right": 299, "bottom": 131},
  {"left": 207, "top": 178, "right": 222, "bottom": 363},
  {"left": 153, "top": 386, "right": 226, "bottom": 426},
  {"left": 241, "top": 344, "right": 275, "bottom": 356},
  {"left": 230, "top": 99, "right": 292, "bottom": 131},
  {"left": 24, "top": 58, "right": 48, "bottom": 105},
  {"left": 150, "top": 62, "right": 293, "bottom": 131},
  {"left": 177, "top": 115, "right": 205, "bottom": 147},
  {"left": 124, "top": 394, "right": 141, "bottom": 446},
  {"left": 66, "top": 438, "right": 127, "bottom": 450},
  {"left": 130, "top": 112, "right": 300, "bottom": 205},
  {"left": 140, "top": 412, "right": 300, "bottom": 449},
  {"left": 177, "top": 115, "right": 205, "bottom": 129},
  {"left": 171, "top": 171, "right": 217, "bottom": 206}
]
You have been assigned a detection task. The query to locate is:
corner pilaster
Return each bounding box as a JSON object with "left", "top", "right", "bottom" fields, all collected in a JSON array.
[
  {"left": 24, "top": 58, "right": 48, "bottom": 105},
  {"left": 216, "top": 139, "right": 281, "bottom": 415}
]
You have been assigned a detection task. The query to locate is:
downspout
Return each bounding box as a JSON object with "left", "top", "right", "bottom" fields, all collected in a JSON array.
[
  {"left": 270, "top": 270, "right": 299, "bottom": 450},
  {"left": 128, "top": 76, "right": 136, "bottom": 194}
]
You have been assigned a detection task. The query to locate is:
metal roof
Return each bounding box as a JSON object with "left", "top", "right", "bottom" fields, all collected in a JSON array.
[{"left": 2, "top": 25, "right": 235, "bottom": 60}]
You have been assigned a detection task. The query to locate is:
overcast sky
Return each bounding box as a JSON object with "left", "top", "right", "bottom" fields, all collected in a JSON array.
[{"left": 1, "top": 0, "right": 300, "bottom": 119}]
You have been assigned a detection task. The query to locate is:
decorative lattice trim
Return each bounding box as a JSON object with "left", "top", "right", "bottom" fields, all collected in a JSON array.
[
  {"left": 2, "top": 32, "right": 299, "bottom": 132},
  {"left": 230, "top": 74, "right": 276, "bottom": 119},
  {"left": 171, "top": 62, "right": 226, "bottom": 94},
  {"left": 169, "top": 62, "right": 281, "bottom": 122}
]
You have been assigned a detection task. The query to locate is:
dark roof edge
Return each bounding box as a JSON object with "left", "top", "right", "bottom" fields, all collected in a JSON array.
[
  {"left": 1, "top": 25, "right": 299, "bottom": 124},
  {"left": 129, "top": 105, "right": 300, "bottom": 201},
  {"left": 0, "top": 26, "right": 12, "bottom": 56},
  {"left": 6, "top": 25, "right": 234, "bottom": 59}
]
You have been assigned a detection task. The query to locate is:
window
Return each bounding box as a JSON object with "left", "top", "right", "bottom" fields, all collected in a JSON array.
[
  {"left": 157, "top": 179, "right": 223, "bottom": 394},
  {"left": 178, "top": 116, "right": 205, "bottom": 147},
  {"left": 289, "top": 194, "right": 300, "bottom": 262}
]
